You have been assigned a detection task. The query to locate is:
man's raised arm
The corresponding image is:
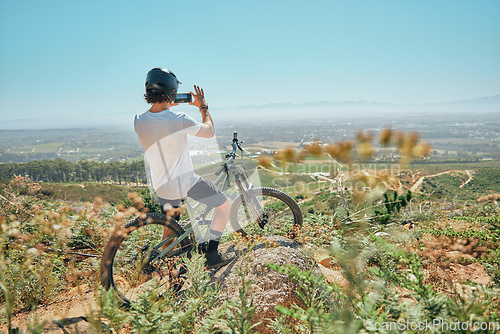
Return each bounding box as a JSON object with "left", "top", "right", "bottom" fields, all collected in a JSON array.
[{"left": 190, "top": 85, "right": 215, "bottom": 138}]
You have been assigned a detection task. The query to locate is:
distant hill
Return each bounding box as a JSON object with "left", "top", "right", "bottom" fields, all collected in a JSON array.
[
  {"left": 2, "top": 95, "right": 499, "bottom": 129},
  {"left": 215, "top": 94, "right": 500, "bottom": 121},
  {"left": 225, "top": 94, "right": 500, "bottom": 110},
  {"left": 422, "top": 94, "right": 500, "bottom": 107}
]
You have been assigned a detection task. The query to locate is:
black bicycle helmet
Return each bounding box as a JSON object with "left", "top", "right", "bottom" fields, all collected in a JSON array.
[{"left": 145, "top": 68, "right": 181, "bottom": 102}]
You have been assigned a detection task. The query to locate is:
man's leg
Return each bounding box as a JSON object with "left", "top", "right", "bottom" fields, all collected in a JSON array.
[
  {"left": 186, "top": 178, "right": 235, "bottom": 268},
  {"left": 207, "top": 200, "right": 231, "bottom": 252},
  {"left": 159, "top": 198, "right": 182, "bottom": 250}
]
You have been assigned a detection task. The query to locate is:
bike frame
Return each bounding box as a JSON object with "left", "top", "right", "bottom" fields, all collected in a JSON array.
[{"left": 150, "top": 153, "right": 263, "bottom": 260}]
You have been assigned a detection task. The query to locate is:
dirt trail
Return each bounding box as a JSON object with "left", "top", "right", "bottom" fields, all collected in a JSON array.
[
  {"left": 409, "top": 170, "right": 473, "bottom": 192},
  {"left": 261, "top": 164, "right": 475, "bottom": 196},
  {"left": 3, "top": 286, "right": 96, "bottom": 333},
  {"left": 4, "top": 277, "right": 175, "bottom": 332},
  {"left": 459, "top": 170, "right": 473, "bottom": 188}
]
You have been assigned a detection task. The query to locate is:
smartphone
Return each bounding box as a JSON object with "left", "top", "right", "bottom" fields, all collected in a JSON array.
[{"left": 174, "top": 93, "right": 192, "bottom": 103}]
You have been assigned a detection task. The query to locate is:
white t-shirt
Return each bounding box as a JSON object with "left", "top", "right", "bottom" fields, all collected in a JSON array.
[{"left": 134, "top": 110, "right": 201, "bottom": 200}]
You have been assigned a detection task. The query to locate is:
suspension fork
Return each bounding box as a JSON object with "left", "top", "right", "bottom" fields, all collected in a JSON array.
[{"left": 233, "top": 172, "right": 263, "bottom": 222}]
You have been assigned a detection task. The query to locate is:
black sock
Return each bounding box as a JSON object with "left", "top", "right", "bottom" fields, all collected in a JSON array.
[
  {"left": 207, "top": 229, "right": 223, "bottom": 252},
  {"left": 207, "top": 240, "right": 219, "bottom": 252}
]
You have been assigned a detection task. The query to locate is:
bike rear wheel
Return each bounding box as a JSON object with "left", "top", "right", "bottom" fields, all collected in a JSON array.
[
  {"left": 100, "top": 212, "right": 191, "bottom": 307},
  {"left": 229, "top": 187, "right": 302, "bottom": 239}
]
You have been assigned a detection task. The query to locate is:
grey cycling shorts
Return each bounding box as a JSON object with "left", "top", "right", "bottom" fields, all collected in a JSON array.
[{"left": 159, "top": 177, "right": 227, "bottom": 211}]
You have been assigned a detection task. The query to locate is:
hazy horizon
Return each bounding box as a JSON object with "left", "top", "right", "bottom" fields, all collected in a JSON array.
[{"left": 1, "top": 94, "right": 499, "bottom": 130}]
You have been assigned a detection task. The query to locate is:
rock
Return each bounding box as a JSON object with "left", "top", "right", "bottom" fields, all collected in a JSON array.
[
  {"left": 444, "top": 251, "right": 474, "bottom": 261},
  {"left": 312, "top": 249, "right": 331, "bottom": 268},
  {"left": 449, "top": 262, "right": 492, "bottom": 286},
  {"left": 212, "top": 236, "right": 319, "bottom": 333},
  {"left": 394, "top": 286, "right": 415, "bottom": 299},
  {"left": 317, "top": 263, "right": 348, "bottom": 288}
]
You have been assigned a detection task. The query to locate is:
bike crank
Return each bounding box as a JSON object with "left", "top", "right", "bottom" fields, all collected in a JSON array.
[{"left": 258, "top": 213, "right": 269, "bottom": 229}]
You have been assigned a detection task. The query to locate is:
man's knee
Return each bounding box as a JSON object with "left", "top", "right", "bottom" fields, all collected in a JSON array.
[{"left": 216, "top": 199, "right": 230, "bottom": 211}]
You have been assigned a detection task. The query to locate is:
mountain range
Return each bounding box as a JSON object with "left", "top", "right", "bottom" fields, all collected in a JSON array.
[{"left": 2, "top": 95, "right": 499, "bottom": 129}]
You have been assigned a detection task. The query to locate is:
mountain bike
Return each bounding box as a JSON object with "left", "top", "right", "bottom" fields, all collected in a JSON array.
[{"left": 100, "top": 133, "right": 303, "bottom": 306}]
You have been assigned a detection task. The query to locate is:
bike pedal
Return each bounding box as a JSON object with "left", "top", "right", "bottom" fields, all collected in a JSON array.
[{"left": 258, "top": 214, "right": 269, "bottom": 229}]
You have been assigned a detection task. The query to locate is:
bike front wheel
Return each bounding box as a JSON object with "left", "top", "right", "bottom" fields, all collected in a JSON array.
[
  {"left": 100, "top": 213, "right": 191, "bottom": 307},
  {"left": 229, "top": 187, "right": 303, "bottom": 239}
]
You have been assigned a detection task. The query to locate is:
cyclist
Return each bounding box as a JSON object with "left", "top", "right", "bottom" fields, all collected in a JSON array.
[{"left": 134, "top": 68, "right": 235, "bottom": 269}]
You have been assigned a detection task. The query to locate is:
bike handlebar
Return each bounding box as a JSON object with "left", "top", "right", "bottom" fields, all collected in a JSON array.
[{"left": 215, "top": 132, "right": 243, "bottom": 176}]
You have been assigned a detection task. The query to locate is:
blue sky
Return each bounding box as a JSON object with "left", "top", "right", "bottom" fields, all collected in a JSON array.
[{"left": 0, "top": 0, "right": 499, "bottom": 126}]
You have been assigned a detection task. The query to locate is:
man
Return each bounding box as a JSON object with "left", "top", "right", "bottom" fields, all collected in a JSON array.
[{"left": 134, "top": 68, "right": 235, "bottom": 269}]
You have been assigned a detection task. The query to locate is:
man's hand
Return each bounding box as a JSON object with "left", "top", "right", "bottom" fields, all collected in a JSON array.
[
  {"left": 189, "top": 85, "right": 207, "bottom": 109},
  {"left": 190, "top": 85, "right": 214, "bottom": 138}
]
